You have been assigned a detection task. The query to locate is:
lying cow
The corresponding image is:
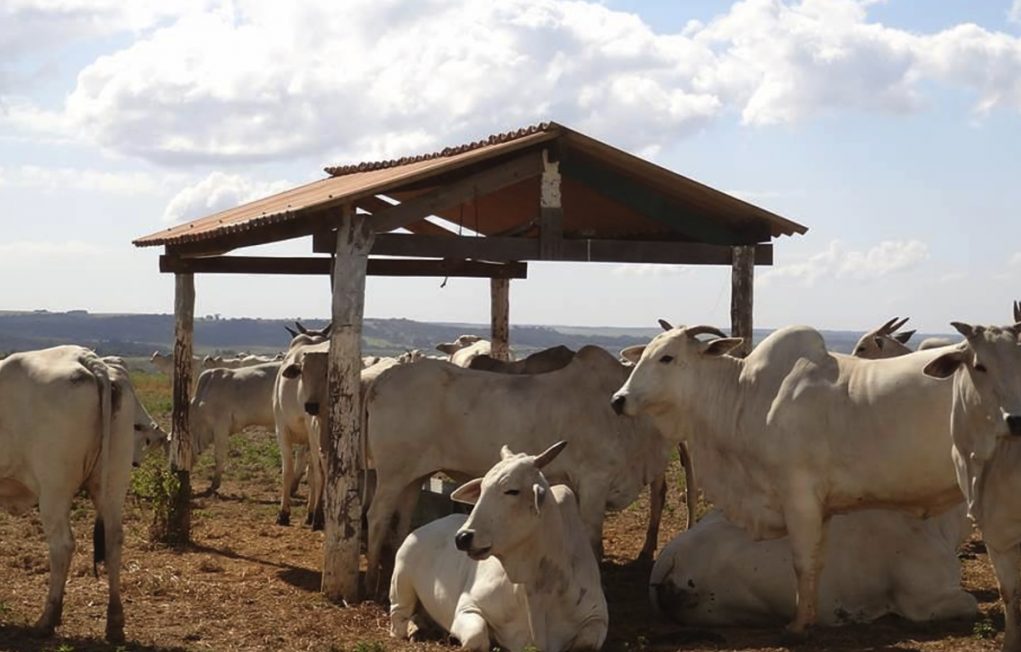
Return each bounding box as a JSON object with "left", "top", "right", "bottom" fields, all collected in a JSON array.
[
  {"left": 0, "top": 346, "right": 165, "bottom": 641},
  {"left": 652, "top": 506, "right": 976, "bottom": 626},
  {"left": 191, "top": 361, "right": 282, "bottom": 493},
  {"left": 366, "top": 345, "right": 670, "bottom": 596},
  {"left": 437, "top": 335, "right": 494, "bottom": 367},
  {"left": 922, "top": 322, "right": 1021, "bottom": 652},
  {"left": 390, "top": 441, "right": 608, "bottom": 652}
]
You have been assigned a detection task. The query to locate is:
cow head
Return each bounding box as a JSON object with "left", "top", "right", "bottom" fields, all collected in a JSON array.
[
  {"left": 436, "top": 334, "right": 483, "bottom": 356},
  {"left": 132, "top": 415, "right": 168, "bottom": 467},
  {"left": 923, "top": 322, "right": 1021, "bottom": 448},
  {"left": 282, "top": 350, "right": 330, "bottom": 417},
  {"left": 451, "top": 441, "right": 567, "bottom": 562},
  {"left": 612, "top": 323, "right": 741, "bottom": 418},
  {"left": 852, "top": 316, "right": 915, "bottom": 359}
]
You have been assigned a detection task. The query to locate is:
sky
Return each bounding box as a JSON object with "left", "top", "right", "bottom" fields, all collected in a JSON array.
[{"left": 1, "top": 0, "right": 1020, "bottom": 334}]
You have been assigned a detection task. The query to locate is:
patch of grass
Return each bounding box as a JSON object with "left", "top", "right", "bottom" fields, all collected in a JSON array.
[
  {"left": 350, "top": 641, "right": 386, "bottom": 652},
  {"left": 0, "top": 601, "right": 10, "bottom": 622},
  {"left": 973, "top": 617, "right": 998, "bottom": 639},
  {"left": 130, "top": 453, "right": 181, "bottom": 540},
  {"left": 129, "top": 370, "right": 173, "bottom": 418}
]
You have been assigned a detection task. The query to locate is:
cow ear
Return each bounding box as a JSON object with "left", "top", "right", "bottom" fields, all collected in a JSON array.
[
  {"left": 951, "top": 322, "right": 977, "bottom": 339},
  {"left": 534, "top": 440, "right": 567, "bottom": 469},
  {"left": 450, "top": 478, "right": 483, "bottom": 505},
  {"left": 533, "top": 483, "right": 547, "bottom": 514},
  {"left": 436, "top": 343, "right": 458, "bottom": 355},
  {"left": 619, "top": 345, "right": 645, "bottom": 364},
  {"left": 281, "top": 363, "right": 302, "bottom": 379},
  {"left": 703, "top": 338, "right": 743, "bottom": 357},
  {"left": 922, "top": 349, "right": 968, "bottom": 379},
  {"left": 895, "top": 330, "right": 916, "bottom": 344},
  {"left": 874, "top": 336, "right": 885, "bottom": 350}
]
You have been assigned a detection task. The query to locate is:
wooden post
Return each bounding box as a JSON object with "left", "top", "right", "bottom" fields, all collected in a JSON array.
[
  {"left": 321, "top": 205, "right": 374, "bottom": 603},
  {"left": 490, "top": 278, "right": 510, "bottom": 361},
  {"left": 539, "top": 149, "right": 563, "bottom": 260},
  {"left": 163, "top": 272, "right": 194, "bottom": 544},
  {"left": 730, "top": 245, "right": 755, "bottom": 357}
]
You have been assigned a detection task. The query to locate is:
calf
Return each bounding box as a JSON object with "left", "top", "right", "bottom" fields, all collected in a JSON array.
[
  {"left": 389, "top": 442, "right": 607, "bottom": 652},
  {"left": 0, "top": 346, "right": 158, "bottom": 641}
]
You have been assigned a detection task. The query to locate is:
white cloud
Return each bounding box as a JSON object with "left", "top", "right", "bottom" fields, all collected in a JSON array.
[
  {"left": 759, "top": 239, "right": 929, "bottom": 287},
  {"left": 162, "top": 171, "right": 293, "bottom": 223},
  {"left": 1010, "top": 0, "right": 1021, "bottom": 25},
  {"left": 2, "top": 0, "right": 1021, "bottom": 166},
  {"left": 0, "top": 164, "right": 162, "bottom": 194},
  {"left": 1009, "top": 251, "right": 1021, "bottom": 267},
  {"left": 611, "top": 263, "right": 693, "bottom": 277},
  {"left": 0, "top": 240, "right": 108, "bottom": 260}
]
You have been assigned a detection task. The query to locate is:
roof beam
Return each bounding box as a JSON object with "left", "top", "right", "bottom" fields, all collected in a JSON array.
[
  {"left": 368, "top": 151, "right": 545, "bottom": 233},
  {"left": 312, "top": 232, "right": 772, "bottom": 265},
  {"left": 357, "top": 194, "right": 456, "bottom": 236},
  {"left": 560, "top": 154, "right": 770, "bottom": 246},
  {"left": 159, "top": 255, "right": 527, "bottom": 279}
]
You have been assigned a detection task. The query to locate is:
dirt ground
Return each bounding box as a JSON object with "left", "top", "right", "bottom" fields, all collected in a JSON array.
[{"left": 0, "top": 421, "right": 1008, "bottom": 652}]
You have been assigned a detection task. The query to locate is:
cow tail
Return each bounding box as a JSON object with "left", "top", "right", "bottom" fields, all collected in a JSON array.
[{"left": 86, "top": 354, "right": 113, "bottom": 577}]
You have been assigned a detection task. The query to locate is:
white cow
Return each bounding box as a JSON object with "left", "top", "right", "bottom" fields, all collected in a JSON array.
[
  {"left": 202, "top": 353, "right": 280, "bottom": 369},
  {"left": 390, "top": 442, "right": 608, "bottom": 652},
  {"left": 437, "top": 335, "right": 495, "bottom": 367},
  {"left": 150, "top": 351, "right": 203, "bottom": 394},
  {"left": 0, "top": 346, "right": 164, "bottom": 642},
  {"left": 366, "top": 345, "right": 670, "bottom": 596},
  {"left": 652, "top": 506, "right": 976, "bottom": 626},
  {"left": 851, "top": 317, "right": 915, "bottom": 359},
  {"left": 922, "top": 322, "right": 1021, "bottom": 652},
  {"left": 612, "top": 324, "right": 965, "bottom": 634},
  {"left": 190, "top": 361, "right": 281, "bottom": 493}
]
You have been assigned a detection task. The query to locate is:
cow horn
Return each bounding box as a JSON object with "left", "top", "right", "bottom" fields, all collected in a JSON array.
[
  {"left": 657, "top": 319, "right": 674, "bottom": 332},
  {"left": 321, "top": 322, "right": 333, "bottom": 337},
  {"left": 684, "top": 325, "right": 728, "bottom": 340},
  {"left": 294, "top": 321, "right": 310, "bottom": 335},
  {"left": 889, "top": 317, "right": 909, "bottom": 333},
  {"left": 877, "top": 317, "right": 899, "bottom": 334},
  {"left": 284, "top": 326, "right": 299, "bottom": 338},
  {"left": 1014, "top": 300, "right": 1020, "bottom": 324}
]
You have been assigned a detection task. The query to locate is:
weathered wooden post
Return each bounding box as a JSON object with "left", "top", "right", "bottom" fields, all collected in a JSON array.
[
  {"left": 539, "top": 149, "right": 563, "bottom": 260},
  {"left": 490, "top": 277, "right": 510, "bottom": 361},
  {"left": 162, "top": 272, "right": 194, "bottom": 544},
  {"left": 730, "top": 245, "right": 755, "bottom": 357},
  {"left": 321, "top": 205, "right": 374, "bottom": 603}
]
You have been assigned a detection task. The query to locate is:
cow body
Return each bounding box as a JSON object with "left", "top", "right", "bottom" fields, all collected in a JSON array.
[
  {"left": 652, "top": 507, "right": 976, "bottom": 626},
  {"left": 390, "top": 444, "right": 607, "bottom": 652},
  {"left": 366, "top": 345, "right": 669, "bottom": 595},
  {"left": 191, "top": 361, "right": 281, "bottom": 492},
  {"left": 467, "top": 345, "right": 574, "bottom": 374},
  {"left": 613, "top": 325, "right": 964, "bottom": 633},
  {"left": 0, "top": 346, "right": 161, "bottom": 641},
  {"left": 438, "top": 335, "right": 495, "bottom": 367},
  {"left": 203, "top": 353, "right": 280, "bottom": 369}
]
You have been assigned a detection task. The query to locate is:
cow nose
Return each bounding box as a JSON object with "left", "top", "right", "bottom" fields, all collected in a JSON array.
[
  {"left": 455, "top": 530, "right": 474, "bottom": 551},
  {"left": 611, "top": 394, "right": 626, "bottom": 416},
  {"left": 304, "top": 402, "right": 319, "bottom": 416},
  {"left": 1006, "top": 414, "right": 1021, "bottom": 436}
]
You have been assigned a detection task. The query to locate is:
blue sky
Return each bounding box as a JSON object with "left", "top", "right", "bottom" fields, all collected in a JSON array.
[{"left": 1, "top": 0, "right": 1019, "bottom": 334}]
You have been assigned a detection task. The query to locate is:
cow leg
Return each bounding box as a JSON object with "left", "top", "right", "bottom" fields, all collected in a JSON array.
[
  {"left": 34, "top": 493, "right": 75, "bottom": 637},
  {"left": 101, "top": 501, "right": 125, "bottom": 642},
  {"left": 575, "top": 484, "right": 608, "bottom": 558},
  {"left": 388, "top": 561, "right": 418, "bottom": 639},
  {"left": 291, "top": 445, "right": 308, "bottom": 496},
  {"left": 679, "top": 441, "right": 698, "bottom": 529},
  {"left": 639, "top": 475, "right": 666, "bottom": 561},
  {"left": 783, "top": 496, "right": 826, "bottom": 635},
  {"left": 450, "top": 611, "right": 491, "bottom": 652},
  {"left": 210, "top": 424, "right": 227, "bottom": 494},
  {"left": 277, "top": 428, "right": 295, "bottom": 526},
  {"left": 366, "top": 481, "right": 407, "bottom": 600},
  {"left": 989, "top": 543, "right": 1021, "bottom": 652}
]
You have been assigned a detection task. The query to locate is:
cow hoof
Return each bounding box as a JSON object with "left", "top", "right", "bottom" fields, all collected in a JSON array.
[
  {"left": 276, "top": 512, "right": 290, "bottom": 526},
  {"left": 779, "top": 626, "right": 809, "bottom": 645},
  {"left": 312, "top": 515, "right": 325, "bottom": 532},
  {"left": 30, "top": 621, "right": 55, "bottom": 639},
  {"left": 105, "top": 626, "right": 126, "bottom": 644}
]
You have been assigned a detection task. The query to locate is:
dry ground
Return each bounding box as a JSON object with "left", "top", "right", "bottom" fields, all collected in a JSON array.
[{"left": 0, "top": 372, "right": 1009, "bottom": 652}]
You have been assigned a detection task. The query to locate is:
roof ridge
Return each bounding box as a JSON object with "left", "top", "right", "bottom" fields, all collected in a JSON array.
[{"left": 323, "top": 121, "right": 559, "bottom": 177}]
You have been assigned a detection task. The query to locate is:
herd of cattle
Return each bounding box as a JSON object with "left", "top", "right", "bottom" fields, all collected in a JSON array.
[{"left": 2, "top": 304, "right": 1021, "bottom": 651}]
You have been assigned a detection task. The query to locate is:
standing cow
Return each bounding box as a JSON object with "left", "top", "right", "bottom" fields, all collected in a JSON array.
[{"left": 0, "top": 346, "right": 164, "bottom": 641}]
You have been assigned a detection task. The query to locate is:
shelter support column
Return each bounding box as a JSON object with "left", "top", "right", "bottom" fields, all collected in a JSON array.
[
  {"left": 539, "top": 149, "right": 563, "bottom": 260},
  {"left": 163, "top": 272, "right": 194, "bottom": 544},
  {"left": 322, "top": 205, "right": 374, "bottom": 603},
  {"left": 730, "top": 245, "right": 755, "bottom": 357},
  {"left": 490, "top": 278, "right": 510, "bottom": 361}
]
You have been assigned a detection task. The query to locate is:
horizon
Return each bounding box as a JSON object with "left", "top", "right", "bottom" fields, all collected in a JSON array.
[{"left": 3, "top": 1, "right": 1020, "bottom": 333}]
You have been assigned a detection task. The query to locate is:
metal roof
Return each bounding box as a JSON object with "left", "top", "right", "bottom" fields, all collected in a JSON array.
[{"left": 134, "top": 122, "right": 806, "bottom": 249}]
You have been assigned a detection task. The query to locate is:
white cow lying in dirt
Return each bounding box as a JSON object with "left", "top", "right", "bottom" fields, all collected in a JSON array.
[
  {"left": 0, "top": 346, "right": 165, "bottom": 642},
  {"left": 389, "top": 442, "right": 608, "bottom": 652},
  {"left": 437, "top": 335, "right": 495, "bottom": 367},
  {"left": 651, "top": 506, "right": 977, "bottom": 626}
]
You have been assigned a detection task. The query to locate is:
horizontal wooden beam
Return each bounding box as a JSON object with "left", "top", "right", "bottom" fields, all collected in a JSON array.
[
  {"left": 312, "top": 232, "right": 773, "bottom": 265},
  {"left": 369, "top": 151, "right": 545, "bottom": 233},
  {"left": 159, "top": 255, "right": 528, "bottom": 279},
  {"left": 165, "top": 206, "right": 346, "bottom": 258}
]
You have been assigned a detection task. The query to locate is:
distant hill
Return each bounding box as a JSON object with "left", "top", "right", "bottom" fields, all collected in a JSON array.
[{"left": 0, "top": 310, "right": 952, "bottom": 358}]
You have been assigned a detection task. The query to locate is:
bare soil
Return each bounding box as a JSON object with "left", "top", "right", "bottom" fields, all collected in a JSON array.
[{"left": 0, "top": 425, "right": 1006, "bottom": 652}]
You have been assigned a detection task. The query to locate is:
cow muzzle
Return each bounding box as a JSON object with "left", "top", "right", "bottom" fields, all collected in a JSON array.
[
  {"left": 611, "top": 394, "right": 627, "bottom": 416},
  {"left": 454, "top": 530, "right": 474, "bottom": 551},
  {"left": 304, "top": 401, "right": 320, "bottom": 416},
  {"left": 1006, "top": 414, "right": 1021, "bottom": 436}
]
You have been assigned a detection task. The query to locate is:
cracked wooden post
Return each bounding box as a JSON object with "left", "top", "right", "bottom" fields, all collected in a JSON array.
[
  {"left": 730, "top": 245, "right": 755, "bottom": 358},
  {"left": 490, "top": 278, "right": 510, "bottom": 361},
  {"left": 163, "top": 272, "right": 194, "bottom": 544},
  {"left": 321, "top": 205, "right": 374, "bottom": 603}
]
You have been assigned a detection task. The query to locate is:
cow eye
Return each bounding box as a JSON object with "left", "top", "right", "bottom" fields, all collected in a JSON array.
[
  {"left": 504, "top": 489, "right": 520, "bottom": 496},
  {"left": 659, "top": 355, "right": 674, "bottom": 364},
  {"left": 975, "top": 363, "right": 987, "bottom": 373}
]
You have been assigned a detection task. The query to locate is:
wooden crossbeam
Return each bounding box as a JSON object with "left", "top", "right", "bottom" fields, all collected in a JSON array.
[{"left": 159, "top": 255, "right": 527, "bottom": 279}]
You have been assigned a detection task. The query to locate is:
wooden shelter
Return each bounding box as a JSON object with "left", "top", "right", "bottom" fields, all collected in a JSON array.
[{"left": 133, "top": 121, "right": 807, "bottom": 603}]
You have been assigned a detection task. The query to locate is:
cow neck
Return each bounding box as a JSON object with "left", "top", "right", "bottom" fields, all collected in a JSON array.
[
  {"left": 497, "top": 496, "right": 569, "bottom": 588},
  {"left": 684, "top": 354, "right": 745, "bottom": 444}
]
